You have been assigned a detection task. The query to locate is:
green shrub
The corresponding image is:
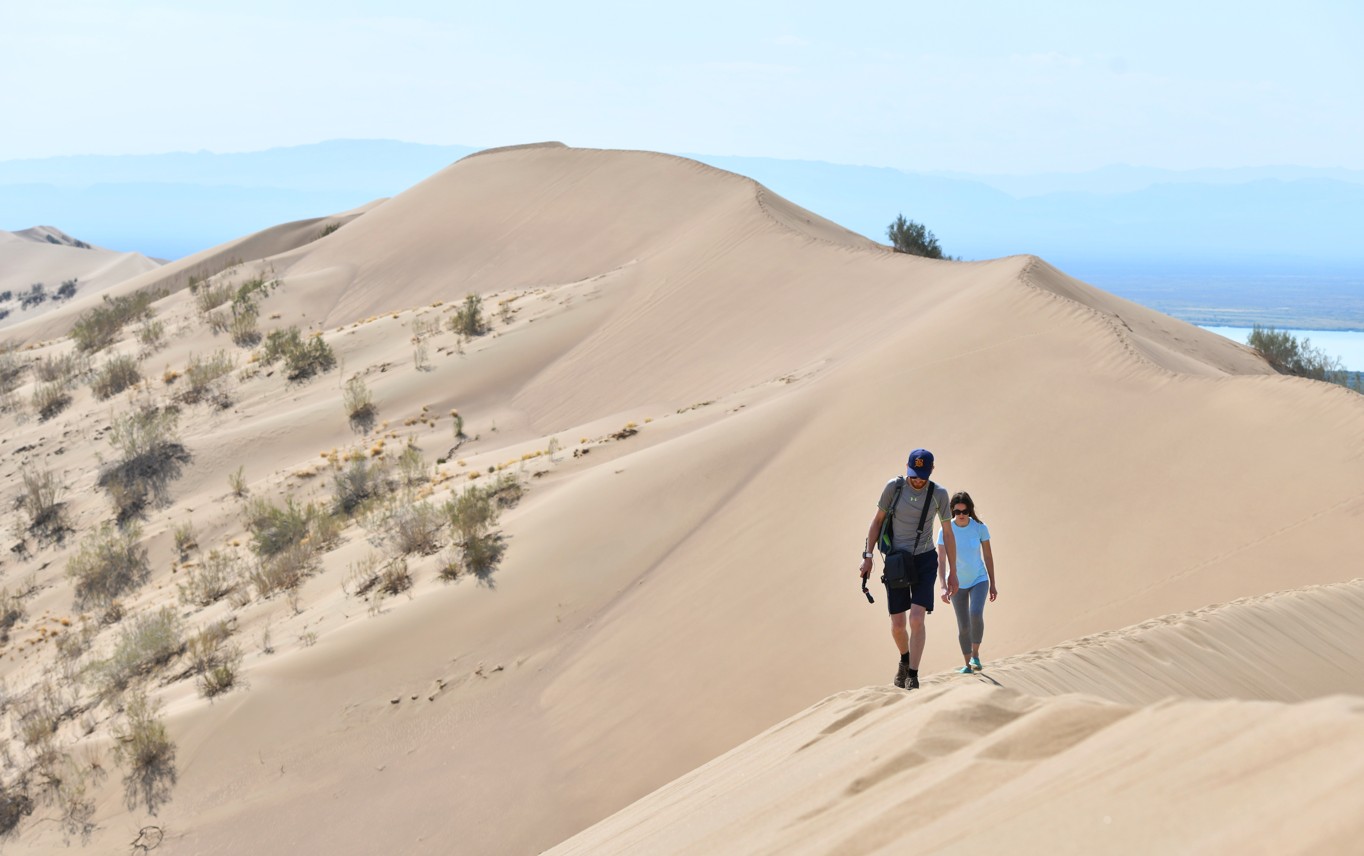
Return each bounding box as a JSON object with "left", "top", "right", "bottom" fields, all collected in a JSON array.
[
  {"left": 31, "top": 382, "right": 71, "bottom": 421},
  {"left": 1248, "top": 325, "right": 1350, "bottom": 384},
  {"left": 99, "top": 404, "right": 189, "bottom": 522},
  {"left": 228, "top": 302, "right": 260, "bottom": 347},
  {"left": 35, "top": 352, "right": 85, "bottom": 384},
  {"left": 0, "top": 586, "right": 25, "bottom": 643},
  {"left": 343, "top": 376, "right": 376, "bottom": 430},
  {"left": 111, "top": 688, "right": 176, "bottom": 814},
  {"left": 90, "top": 353, "right": 142, "bottom": 400},
  {"left": 182, "top": 350, "right": 235, "bottom": 404},
  {"left": 332, "top": 456, "right": 390, "bottom": 516},
  {"left": 442, "top": 483, "right": 504, "bottom": 580},
  {"left": 19, "top": 466, "right": 68, "bottom": 545},
  {"left": 247, "top": 542, "right": 317, "bottom": 599},
  {"left": 66, "top": 524, "right": 150, "bottom": 610},
  {"left": 186, "top": 620, "right": 243, "bottom": 698},
  {"left": 886, "top": 214, "right": 950, "bottom": 259},
  {"left": 256, "top": 326, "right": 335, "bottom": 380},
  {"left": 70, "top": 290, "right": 159, "bottom": 353},
  {"left": 91, "top": 606, "right": 184, "bottom": 699},
  {"left": 393, "top": 501, "right": 443, "bottom": 555},
  {"left": 177, "top": 549, "right": 241, "bottom": 607},
  {"left": 242, "top": 497, "right": 311, "bottom": 558},
  {"left": 449, "top": 293, "right": 488, "bottom": 338},
  {"left": 194, "top": 281, "right": 233, "bottom": 314}
]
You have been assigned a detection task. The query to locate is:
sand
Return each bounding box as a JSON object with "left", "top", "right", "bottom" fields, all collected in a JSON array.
[{"left": 0, "top": 145, "right": 1360, "bottom": 854}]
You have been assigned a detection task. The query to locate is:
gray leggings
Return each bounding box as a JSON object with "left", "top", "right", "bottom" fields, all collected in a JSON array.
[{"left": 951, "top": 580, "right": 989, "bottom": 656}]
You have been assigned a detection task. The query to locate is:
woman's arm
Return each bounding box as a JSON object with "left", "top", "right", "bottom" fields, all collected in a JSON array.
[{"left": 982, "top": 539, "right": 996, "bottom": 601}]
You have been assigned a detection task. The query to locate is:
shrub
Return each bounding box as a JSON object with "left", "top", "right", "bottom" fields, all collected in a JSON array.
[
  {"left": 99, "top": 404, "right": 189, "bottom": 522},
  {"left": 1248, "top": 325, "right": 1350, "bottom": 384},
  {"left": 0, "top": 783, "right": 33, "bottom": 837},
  {"left": 332, "top": 456, "right": 390, "bottom": 516},
  {"left": 186, "top": 620, "right": 242, "bottom": 698},
  {"left": 242, "top": 497, "right": 314, "bottom": 558},
  {"left": 442, "top": 483, "right": 504, "bottom": 580},
  {"left": 55, "top": 278, "right": 79, "bottom": 300},
  {"left": 247, "top": 542, "right": 317, "bottom": 599},
  {"left": 20, "top": 283, "right": 46, "bottom": 310},
  {"left": 319, "top": 222, "right": 341, "bottom": 239},
  {"left": 18, "top": 466, "right": 68, "bottom": 545},
  {"left": 66, "top": 523, "right": 150, "bottom": 611},
  {"left": 228, "top": 302, "right": 260, "bottom": 347},
  {"left": 393, "top": 501, "right": 443, "bottom": 555},
  {"left": 0, "top": 586, "right": 25, "bottom": 643},
  {"left": 285, "top": 334, "right": 335, "bottom": 380},
  {"left": 111, "top": 688, "right": 176, "bottom": 814},
  {"left": 886, "top": 214, "right": 949, "bottom": 259},
  {"left": 91, "top": 606, "right": 184, "bottom": 699},
  {"left": 397, "top": 442, "right": 426, "bottom": 488},
  {"left": 31, "top": 382, "right": 70, "bottom": 421},
  {"left": 0, "top": 345, "right": 26, "bottom": 396},
  {"left": 136, "top": 318, "right": 165, "bottom": 352},
  {"left": 172, "top": 519, "right": 197, "bottom": 559},
  {"left": 70, "top": 290, "right": 159, "bottom": 353},
  {"left": 182, "top": 350, "right": 235, "bottom": 404},
  {"left": 35, "top": 352, "right": 84, "bottom": 384},
  {"left": 194, "top": 281, "right": 233, "bottom": 314},
  {"left": 177, "top": 549, "right": 241, "bottom": 607},
  {"left": 449, "top": 293, "right": 488, "bottom": 338},
  {"left": 90, "top": 353, "right": 142, "bottom": 400},
  {"left": 343, "top": 376, "right": 376, "bottom": 431}
]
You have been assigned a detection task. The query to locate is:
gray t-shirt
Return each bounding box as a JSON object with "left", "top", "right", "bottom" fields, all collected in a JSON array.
[{"left": 877, "top": 478, "right": 950, "bottom": 555}]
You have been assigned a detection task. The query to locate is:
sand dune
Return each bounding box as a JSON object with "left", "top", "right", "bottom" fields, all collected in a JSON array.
[
  {"left": 550, "top": 580, "right": 1364, "bottom": 855},
  {"left": 0, "top": 226, "right": 161, "bottom": 328},
  {"left": 0, "top": 146, "right": 1360, "bottom": 854}
]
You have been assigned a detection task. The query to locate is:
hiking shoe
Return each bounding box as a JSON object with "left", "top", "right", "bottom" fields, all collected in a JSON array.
[
  {"left": 957, "top": 666, "right": 973, "bottom": 675},
  {"left": 908, "top": 673, "right": 920, "bottom": 690},
  {"left": 894, "top": 661, "right": 910, "bottom": 689},
  {"left": 970, "top": 656, "right": 983, "bottom": 672}
]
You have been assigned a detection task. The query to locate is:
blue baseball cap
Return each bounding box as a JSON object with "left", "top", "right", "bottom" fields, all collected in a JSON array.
[{"left": 906, "top": 449, "right": 934, "bottom": 479}]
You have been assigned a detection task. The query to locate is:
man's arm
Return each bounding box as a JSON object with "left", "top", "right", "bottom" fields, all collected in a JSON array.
[{"left": 859, "top": 510, "right": 887, "bottom": 579}]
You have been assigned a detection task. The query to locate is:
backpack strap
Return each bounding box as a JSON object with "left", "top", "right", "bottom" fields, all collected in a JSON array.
[
  {"left": 908, "top": 480, "right": 937, "bottom": 554},
  {"left": 876, "top": 477, "right": 905, "bottom": 554}
]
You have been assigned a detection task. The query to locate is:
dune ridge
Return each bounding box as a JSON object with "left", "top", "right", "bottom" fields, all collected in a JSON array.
[
  {"left": 549, "top": 578, "right": 1364, "bottom": 855},
  {"left": 0, "top": 145, "right": 1359, "bottom": 854}
]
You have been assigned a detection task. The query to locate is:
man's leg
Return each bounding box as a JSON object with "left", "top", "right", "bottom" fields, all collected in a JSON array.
[
  {"left": 890, "top": 610, "right": 909, "bottom": 655},
  {"left": 907, "top": 604, "right": 927, "bottom": 670}
]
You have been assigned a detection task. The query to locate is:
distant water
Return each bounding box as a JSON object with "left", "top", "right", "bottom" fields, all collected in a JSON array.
[{"left": 1201, "top": 326, "right": 1364, "bottom": 371}]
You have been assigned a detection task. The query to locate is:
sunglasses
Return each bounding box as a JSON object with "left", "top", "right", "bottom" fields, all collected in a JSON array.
[{"left": 953, "top": 508, "right": 969, "bottom": 515}]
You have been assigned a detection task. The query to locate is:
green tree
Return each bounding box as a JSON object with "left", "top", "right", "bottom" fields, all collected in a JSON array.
[{"left": 886, "top": 214, "right": 947, "bottom": 259}]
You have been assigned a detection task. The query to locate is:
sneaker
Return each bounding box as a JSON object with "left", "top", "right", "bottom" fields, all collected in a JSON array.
[
  {"left": 970, "top": 656, "right": 983, "bottom": 672},
  {"left": 908, "top": 673, "right": 920, "bottom": 690},
  {"left": 894, "top": 660, "right": 910, "bottom": 689},
  {"left": 957, "top": 666, "right": 973, "bottom": 675}
]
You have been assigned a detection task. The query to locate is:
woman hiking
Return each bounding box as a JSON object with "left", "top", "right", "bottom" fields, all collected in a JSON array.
[{"left": 937, "top": 491, "right": 996, "bottom": 673}]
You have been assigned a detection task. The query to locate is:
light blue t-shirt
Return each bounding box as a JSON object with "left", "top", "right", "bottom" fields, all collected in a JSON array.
[{"left": 938, "top": 518, "right": 990, "bottom": 588}]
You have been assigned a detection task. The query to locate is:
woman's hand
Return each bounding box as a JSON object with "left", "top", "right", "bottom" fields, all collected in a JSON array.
[{"left": 989, "top": 584, "right": 998, "bottom": 602}]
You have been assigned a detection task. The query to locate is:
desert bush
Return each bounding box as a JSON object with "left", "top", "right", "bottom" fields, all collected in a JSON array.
[
  {"left": 0, "top": 782, "right": 33, "bottom": 837},
  {"left": 247, "top": 543, "right": 316, "bottom": 599},
  {"left": 172, "top": 519, "right": 197, "bottom": 559},
  {"left": 257, "top": 326, "right": 335, "bottom": 380},
  {"left": 19, "top": 283, "right": 46, "bottom": 310},
  {"left": 413, "top": 340, "right": 430, "bottom": 370},
  {"left": 449, "top": 293, "right": 488, "bottom": 338},
  {"left": 90, "top": 607, "right": 184, "bottom": 700},
  {"left": 111, "top": 688, "right": 176, "bottom": 814},
  {"left": 35, "top": 352, "right": 84, "bottom": 385},
  {"left": 99, "top": 404, "right": 189, "bottom": 522},
  {"left": 411, "top": 314, "right": 442, "bottom": 340},
  {"left": 194, "top": 281, "right": 233, "bottom": 314},
  {"left": 343, "top": 376, "right": 376, "bottom": 431},
  {"left": 185, "top": 620, "right": 242, "bottom": 698},
  {"left": 182, "top": 349, "right": 235, "bottom": 404},
  {"left": 177, "top": 549, "right": 241, "bottom": 607},
  {"left": 442, "top": 483, "right": 504, "bottom": 580},
  {"left": 55, "top": 278, "right": 79, "bottom": 301},
  {"left": 70, "top": 290, "right": 158, "bottom": 353},
  {"left": 886, "top": 214, "right": 950, "bottom": 259},
  {"left": 319, "top": 222, "right": 341, "bottom": 239},
  {"left": 136, "top": 319, "right": 165, "bottom": 353},
  {"left": 228, "top": 302, "right": 260, "bottom": 347},
  {"left": 30, "top": 382, "right": 71, "bottom": 421},
  {"left": 332, "top": 456, "right": 390, "bottom": 516},
  {"left": 486, "top": 472, "right": 524, "bottom": 508},
  {"left": 228, "top": 465, "right": 249, "bottom": 498},
  {"left": 0, "top": 345, "right": 26, "bottom": 396},
  {"left": 242, "top": 497, "right": 310, "bottom": 558},
  {"left": 397, "top": 442, "right": 426, "bottom": 488},
  {"left": 18, "top": 466, "right": 68, "bottom": 545},
  {"left": 90, "top": 353, "right": 141, "bottom": 400},
  {"left": 392, "top": 501, "right": 443, "bottom": 555},
  {"left": 1248, "top": 325, "right": 1350, "bottom": 384},
  {"left": 0, "top": 587, "right": 24, "bottom": 644},
  {"left": 65, "top": 523, "right": 151, "bottom": 611}
]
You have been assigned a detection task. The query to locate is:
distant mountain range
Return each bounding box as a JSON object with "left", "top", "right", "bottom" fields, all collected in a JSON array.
[{"left": 1, "top": 139, "right": 1361, "bottom": 325}]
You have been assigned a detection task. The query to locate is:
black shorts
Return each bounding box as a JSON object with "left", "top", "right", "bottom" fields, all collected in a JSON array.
[{"left": 884, "top": 550, "right": 937, "bottom": 615}]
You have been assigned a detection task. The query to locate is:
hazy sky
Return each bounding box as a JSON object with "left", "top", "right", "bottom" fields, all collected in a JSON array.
[{"left": 4, "top": 0, "right": 1360, "bottom": 172}]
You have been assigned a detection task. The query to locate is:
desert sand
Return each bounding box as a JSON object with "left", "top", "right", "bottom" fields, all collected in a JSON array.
[
  {"left": 0, "top": 227, "right": 161, "bottom": 329},
  {"left": 0, "top": 144, "right": 1360, "bottom": 854}
]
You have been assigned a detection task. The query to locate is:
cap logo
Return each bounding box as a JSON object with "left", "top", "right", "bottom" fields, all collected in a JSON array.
[{"left": 914, "top": 457, "right": 924, "bottom": 468}]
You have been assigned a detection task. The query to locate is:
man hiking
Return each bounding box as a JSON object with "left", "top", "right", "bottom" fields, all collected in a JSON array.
[{"left": 858, "top": 449, "right": 957, "bottom": 689}]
